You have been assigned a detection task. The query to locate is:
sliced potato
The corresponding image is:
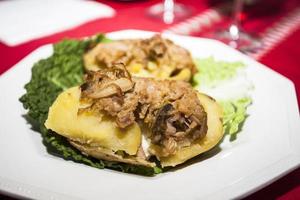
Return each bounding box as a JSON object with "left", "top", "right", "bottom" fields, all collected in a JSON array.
[
  {"left": 170, "top": 68, "right": 192, "bottom": 81},
  {"left": 45, "top": 87, "right": 141, "bottom": 155},
  {"left": 149, "top": 93, "right": 223, "bottom": 167}
]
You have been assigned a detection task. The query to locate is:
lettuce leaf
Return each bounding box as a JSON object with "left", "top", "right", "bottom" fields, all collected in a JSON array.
[
  {"left": 193, "top": 57, "right": 252, "bottom": 137},
  {"left": 20, "top": 36, "right": 159, "bottom": 176},
  {"left": 193, "top": 57, "right": 245, "bottom": 88},
  {"left": 219, "top": 98, "right": 251, "bottom": 137}
]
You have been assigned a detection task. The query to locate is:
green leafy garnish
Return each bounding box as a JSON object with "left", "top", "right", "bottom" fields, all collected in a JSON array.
[
  {"left": 219, "top": 98, "right": 252, "bottom": 137},
  {"left": 20, "top": 36, "right": 159, "bottom": 176},
  {"left": 193, "top": 57, "right": 252, "bottom": 137},
  {"left": 193, "top": 57, "right": 245, "bottom": 88}
]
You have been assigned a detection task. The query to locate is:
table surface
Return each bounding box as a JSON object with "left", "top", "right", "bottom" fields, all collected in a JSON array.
[{"left": 0, "top": 0, "right": 299, "bottom": 199}]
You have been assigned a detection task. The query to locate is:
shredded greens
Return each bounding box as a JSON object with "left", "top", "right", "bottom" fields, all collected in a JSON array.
[
  {"left": 20, "top": 36, "right": 160, "bottom": 176},
  {"left": 219, "top": 98, "right": 251, "bottom": 136},
  {"left": 193, "top": 57, "right": 252, "bottom": 137},
  {"left": 193, "top": 57, "right": 245, "bottom": 88}
]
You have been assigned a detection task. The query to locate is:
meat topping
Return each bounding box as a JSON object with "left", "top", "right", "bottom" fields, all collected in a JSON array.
[
  {"left": 84, "top": 35, "right": 197, "bottom": 81},
  {"left": 80, "top": 65, "right": 207, "bottom": 156}
]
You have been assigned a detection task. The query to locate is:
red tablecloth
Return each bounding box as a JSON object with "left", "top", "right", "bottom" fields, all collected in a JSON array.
[{"left": 0, "top": 0, "right": 299, "bottom": 199}]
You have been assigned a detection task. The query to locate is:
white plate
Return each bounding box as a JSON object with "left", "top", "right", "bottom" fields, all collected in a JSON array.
[{"left": 0, "top": 30, "right": 299, "bottom": 200}]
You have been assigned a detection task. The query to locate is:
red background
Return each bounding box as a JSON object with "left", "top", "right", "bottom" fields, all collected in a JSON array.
[{"left": 0, "top": 0, "right": 299, "bottom": 199}]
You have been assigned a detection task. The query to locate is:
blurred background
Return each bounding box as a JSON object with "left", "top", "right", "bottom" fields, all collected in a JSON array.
[{"left": 0, "top": 0, "right": 299, "bottom": 199}]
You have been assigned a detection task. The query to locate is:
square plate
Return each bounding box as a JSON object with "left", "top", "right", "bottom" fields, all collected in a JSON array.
[{"left": 0, "top": 30, "right": 299, "bottom": 200}]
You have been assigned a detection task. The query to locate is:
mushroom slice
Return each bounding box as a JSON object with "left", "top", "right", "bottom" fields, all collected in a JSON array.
[
  {"left": 81, "top": 64, "right": 134, "bottom": 99},
  {"left": 86, "top": 78, "right": 134, "bottom": 99}
]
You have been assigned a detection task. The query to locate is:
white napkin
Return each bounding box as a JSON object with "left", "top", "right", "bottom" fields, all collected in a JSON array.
[{"left": 0, "top": 0, "right": 115, "bottom": 46}]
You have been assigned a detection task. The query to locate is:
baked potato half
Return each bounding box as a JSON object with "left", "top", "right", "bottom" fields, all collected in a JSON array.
[
  {"left": 83, "top": 35, "right": 196, "bottom": 82},
  {"left": 45, "top": 86, "right": 223, "bottom": 168}
]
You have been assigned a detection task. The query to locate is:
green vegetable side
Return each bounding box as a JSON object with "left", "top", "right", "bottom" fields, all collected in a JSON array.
[
  {"left": 193, "top": 57, "right": 252, "bottom": 137},
  {"left": 20, "top": 37, "right": 251, "bottom": 176},
  {"left": 193, "top": 57, "right": 245, "bottom": 88},
  {"left": 219, "top": 98, "right": 251, "bottom": 137}
]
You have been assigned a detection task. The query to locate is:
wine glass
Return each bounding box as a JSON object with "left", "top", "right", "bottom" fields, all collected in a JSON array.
[
  {"left": 147, "top": 0, "right": 192, "bottom": 24},
  {"left": 214, "top": 0, "right": 262, "bottom": 53}
]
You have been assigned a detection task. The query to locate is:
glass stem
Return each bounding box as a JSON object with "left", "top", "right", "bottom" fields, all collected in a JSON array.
[
  {"left": 229, "top": 0, "right": 243, "bottom": 41},
  {"left": 163, "top": 0, "right": 175, "bottom": 24}
]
